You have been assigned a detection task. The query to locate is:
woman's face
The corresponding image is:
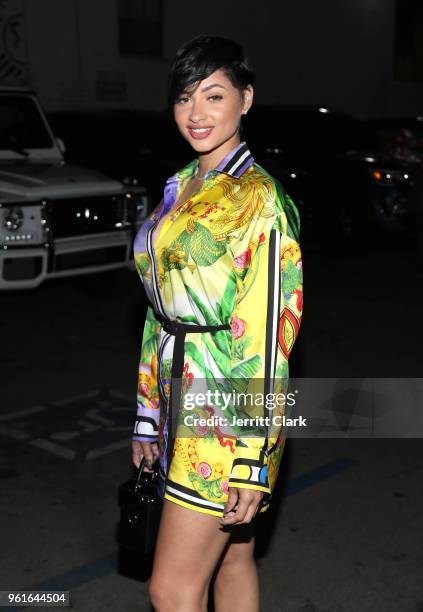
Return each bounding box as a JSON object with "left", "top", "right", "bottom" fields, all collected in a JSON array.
[{"left": 173, "top": 68, "right": 253, "bottom": 153}]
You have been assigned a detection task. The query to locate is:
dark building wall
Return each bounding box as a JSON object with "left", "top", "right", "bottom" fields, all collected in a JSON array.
[{"left": 16, "top": 0, "right": 423, "bottom": 117}]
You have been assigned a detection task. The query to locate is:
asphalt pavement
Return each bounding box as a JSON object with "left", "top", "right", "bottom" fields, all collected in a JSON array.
[{"left": 1, "top": 234, "right": 423, "bottom": 611}]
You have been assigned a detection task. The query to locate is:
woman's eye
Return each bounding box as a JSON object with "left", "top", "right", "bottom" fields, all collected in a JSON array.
[{"left": 175, "top": 94, "right": 223, "bottom": 104}]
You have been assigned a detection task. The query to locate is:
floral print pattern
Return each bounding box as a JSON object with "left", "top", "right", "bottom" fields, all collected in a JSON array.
[{"left": 132, "top": 141, "right": 303, "bottom": 517}]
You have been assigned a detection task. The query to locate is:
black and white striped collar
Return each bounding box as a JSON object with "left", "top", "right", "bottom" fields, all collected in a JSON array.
[
  {"left": 212, "top": 141, "right": 254, "bottom": 178},
  {"left": 165, "top": 141, "right": 255, "bottom": 193}
]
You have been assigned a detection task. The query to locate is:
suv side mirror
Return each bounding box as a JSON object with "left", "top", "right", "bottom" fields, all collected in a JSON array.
[{"left": 55, "top": 137, "right": 66, "bottom": 154}]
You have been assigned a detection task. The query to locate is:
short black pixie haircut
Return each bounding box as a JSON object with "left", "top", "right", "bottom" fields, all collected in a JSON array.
[{"left": 167, "top": 35, "right": 256, "bottom": 111}]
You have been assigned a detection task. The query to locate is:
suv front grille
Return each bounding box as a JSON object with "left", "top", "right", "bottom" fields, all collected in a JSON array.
[{"left": 47, "top": 195, "right": 128, "bottom": 238}]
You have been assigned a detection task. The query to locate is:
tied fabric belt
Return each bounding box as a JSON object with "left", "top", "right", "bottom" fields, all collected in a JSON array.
[{"left": 150, "top": 305, "right": 231, "bottom": 469}]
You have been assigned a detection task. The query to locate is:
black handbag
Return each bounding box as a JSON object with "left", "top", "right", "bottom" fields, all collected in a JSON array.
[
  {"left": 117, "top": 456, "right": 163, "bottom": 555},
  {"left": 119, "top": 329, "right": 176, "bottom": 556}
]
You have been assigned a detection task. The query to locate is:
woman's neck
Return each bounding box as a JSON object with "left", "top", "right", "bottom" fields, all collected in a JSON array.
[{"left": 196, "top": 134, "right": 242, "bottom": 177}]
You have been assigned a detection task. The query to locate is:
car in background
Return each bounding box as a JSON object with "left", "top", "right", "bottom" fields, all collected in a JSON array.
[
  {"left": 0, "top": 88, "right": 149, "bottom": 290},
  {"left": 366, "top": 115, "right": 423, "bottom": 166},
  {"left": 244, "top": 105, "right": 415, "bottom": 243}
]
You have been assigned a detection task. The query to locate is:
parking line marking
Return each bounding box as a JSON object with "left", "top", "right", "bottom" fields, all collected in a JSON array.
[
  {"left": 0, "top": 406, "right": 45, "bottom": 421},
  {"left": 30, "top": 439, "right": 76, "bottom": 460},
  {"left": 285, "top": 457, "right": 355, "bottom": 495}
]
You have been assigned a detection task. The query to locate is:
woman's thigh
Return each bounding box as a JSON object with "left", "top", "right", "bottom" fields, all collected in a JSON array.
[
  {"left": 215, "top": 522, "right": 255, "bottom": 571},
  {"left": 150, "top": 499, "right": 233, "bottom": 594}
]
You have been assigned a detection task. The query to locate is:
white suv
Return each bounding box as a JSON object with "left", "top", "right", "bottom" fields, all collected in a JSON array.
[{"left": 0, "top": 87, "right": 149, "bottom": 290}]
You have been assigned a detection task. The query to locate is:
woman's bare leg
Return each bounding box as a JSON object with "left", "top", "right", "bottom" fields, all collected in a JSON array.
[
  {"left": 148, "top": 499, "right": 234, "bottom": 612},
  {"left": 212, "top": 523, "right": 259, "bottom": 612}
]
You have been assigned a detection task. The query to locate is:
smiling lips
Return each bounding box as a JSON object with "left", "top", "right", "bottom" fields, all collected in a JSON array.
[{"left": 187, "top": 127, "right": 214, "bottom": 139}]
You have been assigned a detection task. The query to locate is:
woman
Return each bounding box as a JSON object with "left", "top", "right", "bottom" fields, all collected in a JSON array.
[{"left": 131, "top": 35, "right": 303, "bottom": 612}]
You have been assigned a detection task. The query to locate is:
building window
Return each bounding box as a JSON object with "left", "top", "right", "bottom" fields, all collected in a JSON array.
[
  {"left": 394, "top": 0, "right": 423, "bottom": 81},
  {"left": 118, "top": 0, "right": 163, "bottom": 57}
]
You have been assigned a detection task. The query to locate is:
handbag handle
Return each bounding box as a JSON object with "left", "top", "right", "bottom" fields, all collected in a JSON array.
[
  {"left": 136, "top": 456, "right": 147, "bottom": 486},
  {"left": 135, "top": 456, "right": 158, "bottom": 488}
]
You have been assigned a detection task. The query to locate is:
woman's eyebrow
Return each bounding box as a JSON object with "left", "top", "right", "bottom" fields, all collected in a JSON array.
[
  {"left": 180, "top": 83, "right": 227, "bottom": 96},
  {"left": 200, "top": 83, "right": 227, "bottom": 92}
]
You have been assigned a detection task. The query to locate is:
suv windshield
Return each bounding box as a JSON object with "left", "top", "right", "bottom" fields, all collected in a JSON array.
[
  {"left": 246, "top": 107, "right": 382, "bottom": 154},
  {"left": 0, "top": 95, "right": 53, "bottom": 151}
]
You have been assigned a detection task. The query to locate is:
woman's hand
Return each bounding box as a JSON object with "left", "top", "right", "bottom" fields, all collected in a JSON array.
[
  {"left": 219, "top": 486, "right": 263, "bottom": 526},
  {"left": 131, "top": 441, "right": 160, "bottom": 473}
]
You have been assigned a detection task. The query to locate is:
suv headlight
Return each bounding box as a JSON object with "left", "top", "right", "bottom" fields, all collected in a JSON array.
[{"left": 0, "top": 203, "right": 46, "bottom": 245}]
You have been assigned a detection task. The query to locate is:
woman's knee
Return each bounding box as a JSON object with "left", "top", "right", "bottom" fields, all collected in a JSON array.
[
  {"left": 148, "top": 575, "right": 207, "bottom": 611},
  {"left": 148, "top": 577, "right": 174, "bottom": 611}
]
